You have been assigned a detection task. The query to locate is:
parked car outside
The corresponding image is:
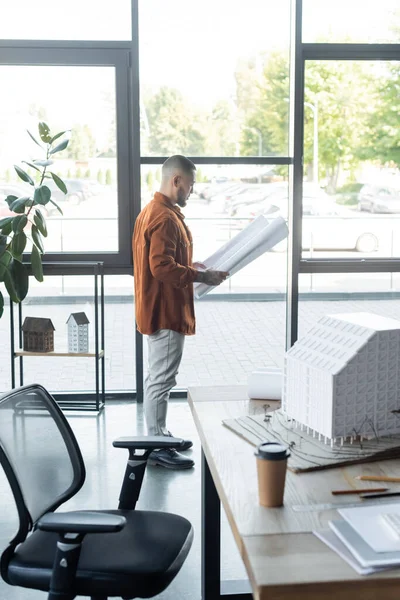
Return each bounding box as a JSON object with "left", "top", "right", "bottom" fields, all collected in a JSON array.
[{"left": 358, "top": 184, "right": 400, "bottom": 213}]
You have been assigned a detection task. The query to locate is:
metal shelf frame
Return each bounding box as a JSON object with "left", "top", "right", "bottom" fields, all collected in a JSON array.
[{"left": 9, "top": 262, "right": 105, "bottom": 412}]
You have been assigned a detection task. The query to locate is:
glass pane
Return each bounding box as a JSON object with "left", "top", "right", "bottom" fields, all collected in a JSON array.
[
  {"left": 0, "top": 0, "right": 131, "bottom": 40},
  {"left": 303, "top": 0, "right": 400, "bottom": 43},
  {"left": 302, "top": 60, "right": 400, "bottom": 259},
  {"left": 139, "top": 0, "right": 290, "bottom": 157},
  {"left": 0, "top": 275, "right": 135, "bottom": 394},
  {"left": 0, "top": 66, "right": 118, "bottom": 253},
  {"left": 298, "top": 273, "right": 400, "bottom": 340}
]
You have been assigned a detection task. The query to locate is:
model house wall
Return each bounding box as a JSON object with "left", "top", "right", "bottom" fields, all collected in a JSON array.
[
  {"left": 67, "top": 312, "right": 89, "bottom": 353},
  {"left": 282, "top": 312, "right": 400, "bottom": 441}
]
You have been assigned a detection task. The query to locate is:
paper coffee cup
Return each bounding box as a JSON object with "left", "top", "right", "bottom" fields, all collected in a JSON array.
[{"left": 255, "top": 442, "right": 290, "bottom": 507}]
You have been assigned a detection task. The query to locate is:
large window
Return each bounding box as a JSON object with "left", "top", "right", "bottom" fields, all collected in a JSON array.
[
  {"left": 0, "top": 48, "right": 135, "bottom": 270},
  {"left": 0, "top": 65, "right": 118, "bottom": 253},
  {"left": 301, "top": 60, "right": 400, "bottom": 259},
  {"left": 3, "top": 0, "right": 399, "bottom": 400},
  {"left": 138, "top": 0, "right": 291, "bottom": 157}
]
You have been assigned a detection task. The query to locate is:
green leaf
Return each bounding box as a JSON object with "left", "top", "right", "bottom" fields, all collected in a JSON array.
[
  {"left": 50, "top": 130, "right": 68, "bottom": 144},
  {"left": 22, "top": 160, "right": 41, "bottom": 173},
  {"left": 0, "top": 217, "right": 14, "bottom": 230},
  {"left": 0, "top": 290, "right": 3, "bottom": 319},
  {"left": 49, "top": 199, "right": 63, "bottom": 215},
  {"left": 0, "top": 234, "right": 7, "bottom": 255},
  {"left": 33, "top": 210, "right": 47, "bottom": 237},
  {"left": 31, "top": 244, "right": 43, "bottom": 282},
  {"left": 5, "top": 195, "right": 17, "bottom": 207},
  {"left": 0, "top": 220, "right": 12, "bottom": 236},
  {"left": 4, "top": 259, "right": 29, "bottom": 302},
  {"left": 49, "top": 139, "right": 69, "bottom": 155},
  {"left": 33, "top": 185, "right": 51, "bottom": 206},
  {"left": 33, "top": 159, "right": 54, "bottom": 167},
  {"left": 50, "top": 172, "right": 68, "bottom": 194},
  {"left": 38, "top": 121, "right": 52, "bottom": 143},
  {"left": 27, "top": 129, "right": 43, "bottom": 148},
  {"left": 12, "top": 231, "right": 27, "bottom": 257},
  {"left": 31, "top": 225, "right": 44, "bottom": 253},
  {"left": 0, "top": 251, "right": 12, "bottom": 283},
  {"left": 14, "top": 165, "right": 35, "bottom": 186},
  {"left": 12, "top": 215, "right": 28, "bottom": 233},
  {"left": 10, "top": 197, "right": 31, "bottom": 214}
]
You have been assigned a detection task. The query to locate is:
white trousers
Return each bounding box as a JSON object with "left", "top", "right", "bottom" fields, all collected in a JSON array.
[{"left": 144, "top": 329, "right": 185, "bottom": 436}]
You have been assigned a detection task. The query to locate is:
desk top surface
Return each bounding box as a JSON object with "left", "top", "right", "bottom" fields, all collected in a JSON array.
[{"left": 188, "top": 385, "right": 400, "bottom": 599}]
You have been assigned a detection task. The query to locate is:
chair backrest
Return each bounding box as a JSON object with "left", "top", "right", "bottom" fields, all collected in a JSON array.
[{"left": 0, "top": 384, "right": 85, "bottom": 543}]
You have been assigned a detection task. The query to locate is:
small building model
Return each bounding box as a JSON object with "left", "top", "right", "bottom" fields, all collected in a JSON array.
[
  {"left": 67, "top": 312, "right": 89, "bottom": 353},
  {"left": 282, "top": 312, "right": 400, "bottom": 442},
  {"left": 22, "top": 317, "right": 55, "bottom": 353}
]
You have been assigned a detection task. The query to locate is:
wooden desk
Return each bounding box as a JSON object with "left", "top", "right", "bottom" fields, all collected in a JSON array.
[{"left": 188, "top": 385, "right": 400, "bottom": 600}]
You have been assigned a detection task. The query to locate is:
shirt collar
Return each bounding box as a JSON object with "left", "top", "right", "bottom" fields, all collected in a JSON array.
[{"left": 153, "top": 192, "right": 185, "bottom": 220}]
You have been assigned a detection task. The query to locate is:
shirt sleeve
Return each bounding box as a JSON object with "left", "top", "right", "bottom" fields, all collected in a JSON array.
[{"left": 149, "top": 218, "right": 197, "bottom": 288}]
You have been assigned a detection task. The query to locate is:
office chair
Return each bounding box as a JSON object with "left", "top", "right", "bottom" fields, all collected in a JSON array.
[{"left": 0, "top": 384, "right": 193, "bottom": 600}]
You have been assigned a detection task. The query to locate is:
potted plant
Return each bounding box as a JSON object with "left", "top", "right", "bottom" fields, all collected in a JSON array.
[{"left": 0, "top": 122, "right": 69, "bottom": 318}]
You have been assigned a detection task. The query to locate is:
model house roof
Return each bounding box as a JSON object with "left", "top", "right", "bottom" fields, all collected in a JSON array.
[
  {"left": 22, "top": 317, "right": 55, "bottom": 332},
  {"left": 286, "top": 313, "right": 400, "bottom": 375},
  {"left": 67, "top": 312, "right": 90, "bottom": 325}
]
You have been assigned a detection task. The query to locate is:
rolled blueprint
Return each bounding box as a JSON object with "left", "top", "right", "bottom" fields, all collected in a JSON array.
[
  {"left": 194, "top": 215, "right": 288, "bottom": 299},
  {"left": 247, "top": 368, "right": 282, "bottom": 401}
]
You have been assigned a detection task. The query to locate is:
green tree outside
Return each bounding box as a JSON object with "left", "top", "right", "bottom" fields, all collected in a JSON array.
[{"left": 67, "top": 124, "right": 97, "bottom": 161}]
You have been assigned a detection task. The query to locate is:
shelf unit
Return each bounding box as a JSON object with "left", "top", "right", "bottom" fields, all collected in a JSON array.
[{"left": 9, "top": 261, "right": 105, "bottom": 412}]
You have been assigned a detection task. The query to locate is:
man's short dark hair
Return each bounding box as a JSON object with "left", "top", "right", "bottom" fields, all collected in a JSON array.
[{"left": 162, "top": 155, "right": 196, "bottom": 178}]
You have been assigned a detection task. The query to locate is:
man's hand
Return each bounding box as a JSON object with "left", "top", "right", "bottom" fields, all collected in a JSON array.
[{"left": 195, "top": 269, "right": 229, "bottom": 286}]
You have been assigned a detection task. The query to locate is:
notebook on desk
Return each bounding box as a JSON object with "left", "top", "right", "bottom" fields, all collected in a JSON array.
[
  {"left": 313, "top": 529, "right": 389, "bottom": 575},
  {"left": 339, "top": 503, "right": 400, "bottom": 553},
  {"left": 329, "top": 520, "right": 400, "bottom": 568}
]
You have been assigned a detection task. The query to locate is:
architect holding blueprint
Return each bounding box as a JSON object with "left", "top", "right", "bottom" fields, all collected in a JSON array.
[{"left": 133, "top": 155, "right": 288, "bottom": 471}]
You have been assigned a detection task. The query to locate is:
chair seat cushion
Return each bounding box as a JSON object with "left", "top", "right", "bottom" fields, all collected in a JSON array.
[{"left": 7, "top": 509, "right": 193, "bottom": 598}]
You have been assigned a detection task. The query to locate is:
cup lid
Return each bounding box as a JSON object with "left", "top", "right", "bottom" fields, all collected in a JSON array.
[{"left": 255, "top": 442, "right": 290, "bottom": 460}]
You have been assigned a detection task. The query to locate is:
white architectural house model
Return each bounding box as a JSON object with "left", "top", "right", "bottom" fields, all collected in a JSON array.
[
  {"left": 282, "top": 312, "right": 400, "bottom": 442},
  {"left": 67, "top": 312, "right": 89, "bottom": 353}
]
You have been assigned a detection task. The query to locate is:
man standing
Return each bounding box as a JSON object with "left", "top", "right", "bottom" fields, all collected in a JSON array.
[{"left": 133, "top": 155, "right": 228, "bottom": 470}]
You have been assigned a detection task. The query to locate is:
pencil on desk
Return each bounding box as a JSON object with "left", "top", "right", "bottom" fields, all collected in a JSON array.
[
  {"left": 355, "top": 475, "right": 400, "bottom": 483},
  {"left": 331, "top": 487, "right": 388, "bottom": 495}
]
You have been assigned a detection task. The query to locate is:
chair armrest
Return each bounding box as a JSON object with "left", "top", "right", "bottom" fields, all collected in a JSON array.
[
  {"left": 113, "top": 435, "right": 185, "bottom": 450},
  {"left": 38, "top": 511, "right": 126, "bottom": 534}
]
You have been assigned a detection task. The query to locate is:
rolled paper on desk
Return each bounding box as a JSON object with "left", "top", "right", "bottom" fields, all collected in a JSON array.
[{"left": 248, "top": 368, "right": 282, "bottom": 401}]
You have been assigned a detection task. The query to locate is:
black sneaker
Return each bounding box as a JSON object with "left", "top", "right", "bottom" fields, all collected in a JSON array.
[
  {"left": 168, "top": 431, "right": 193, "bottom": 452},
  {"left": 148, "top": 448, "right": 194, "bottom": 470}
]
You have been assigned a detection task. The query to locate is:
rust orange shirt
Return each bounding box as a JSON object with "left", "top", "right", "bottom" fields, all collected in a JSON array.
[{"left": 133, "top": 192, "right": 198, "bottom": 335}]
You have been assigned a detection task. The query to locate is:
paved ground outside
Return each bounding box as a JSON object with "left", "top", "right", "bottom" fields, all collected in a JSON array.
[{"left": 1, "top": 296, "right": 400, "bottom": 395}]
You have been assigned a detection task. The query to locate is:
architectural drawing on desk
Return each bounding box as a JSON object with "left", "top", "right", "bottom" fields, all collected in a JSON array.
[
  {"left": 67, "top": 312, "right": 89, "bottom": 353},
  {"left": 282, "top": 313, "right": 400, "bottom": 443}
]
